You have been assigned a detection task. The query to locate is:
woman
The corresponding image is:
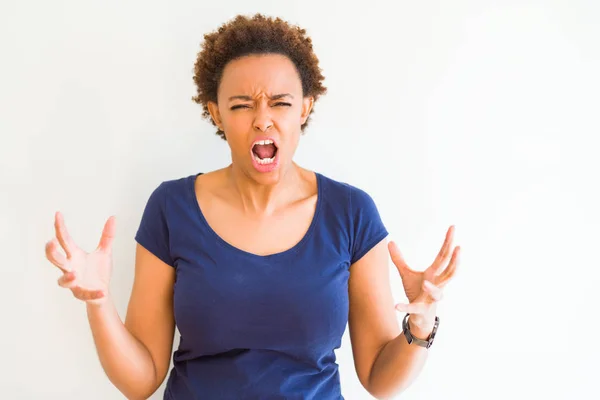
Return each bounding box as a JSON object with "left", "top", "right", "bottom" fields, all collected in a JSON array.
[{"left": 45, "top": 14, "right": 459, "bottom": 400}]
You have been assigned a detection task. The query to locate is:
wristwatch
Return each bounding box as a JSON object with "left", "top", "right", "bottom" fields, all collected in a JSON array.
[{"left": 402, "top": 313, "right": 439, "bottom": 349}]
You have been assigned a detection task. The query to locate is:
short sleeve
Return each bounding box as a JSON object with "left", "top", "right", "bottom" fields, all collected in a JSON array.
[
  {"left": 134, "top": 182, "right": 175, "bottom": 267},
  {"left": 350, "top": 186, "right": 388, "bottom": 264}
]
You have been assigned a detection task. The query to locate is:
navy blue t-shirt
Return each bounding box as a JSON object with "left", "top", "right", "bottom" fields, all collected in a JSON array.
[{"left": 134, "top": 172, "right": 388, "bottom": 399}]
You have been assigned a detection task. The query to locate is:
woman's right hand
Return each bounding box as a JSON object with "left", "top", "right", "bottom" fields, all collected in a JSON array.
[{"left": 45, "top": 211, "right": 116, "bottom": 305}]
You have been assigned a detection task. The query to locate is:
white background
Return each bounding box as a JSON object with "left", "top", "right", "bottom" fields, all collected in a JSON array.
[{"left": 1, "top": 0, "right": 598, "bottom": 399}]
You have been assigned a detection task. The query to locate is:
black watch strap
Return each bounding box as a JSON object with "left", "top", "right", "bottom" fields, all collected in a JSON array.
[{"left": 402, "top": 313, "right": 439, "bottom": 349}]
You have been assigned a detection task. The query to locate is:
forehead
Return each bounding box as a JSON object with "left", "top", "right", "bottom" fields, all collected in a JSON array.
[{"left": 218, "top": 54, "right": 302, "bottom": 98}]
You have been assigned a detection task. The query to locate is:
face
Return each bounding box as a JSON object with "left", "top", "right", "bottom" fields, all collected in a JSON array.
[{"left": 207, "top": 53, "right": 314, "bottom": 185}]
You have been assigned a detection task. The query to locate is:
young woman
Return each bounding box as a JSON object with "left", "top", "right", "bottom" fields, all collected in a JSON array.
[{"left": 45, "top": 14, "right": 460, "bottom": 400}]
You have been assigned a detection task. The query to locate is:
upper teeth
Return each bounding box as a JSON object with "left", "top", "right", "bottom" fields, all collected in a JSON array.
[{"left": 255, "top": 139, "right": 274, "bottom": 146}]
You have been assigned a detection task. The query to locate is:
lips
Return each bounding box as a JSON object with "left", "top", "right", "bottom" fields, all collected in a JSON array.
[{"left": 250, "top": 137, "right": 280, "bottom": 173}]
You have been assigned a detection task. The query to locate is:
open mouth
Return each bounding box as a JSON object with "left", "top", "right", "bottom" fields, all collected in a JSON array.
[{"left": 251, "top": 139, "right": 278, "bottom": 165}]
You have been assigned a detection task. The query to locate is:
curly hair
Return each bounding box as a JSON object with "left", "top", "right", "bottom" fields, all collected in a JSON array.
[{"left": 192, "top": 14, "right": 327, "bottom": 140}]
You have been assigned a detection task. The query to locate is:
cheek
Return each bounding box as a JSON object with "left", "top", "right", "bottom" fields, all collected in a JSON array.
[
  {"left": 225, "top": 113, "right": 252, "bottom": 131},
  {"left": 278, "top": 108, "right": 304, "bottom": 130},
  {"left": 227, "top": 137, "right": 250, "bottom": 159}
]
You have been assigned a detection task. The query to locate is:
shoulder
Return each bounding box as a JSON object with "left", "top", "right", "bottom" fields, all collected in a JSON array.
[
  {"left": 316, "top": 172, "right": 378, "bottom": 210},
  {"left": 141, "top": 172, "right": 198, "bottom": 206},
  {"left": 157, "top": 172, "right": 201, "bottom": 191},
  {"left": 317, "top": 172, "right": 388, "bottom": 264}
]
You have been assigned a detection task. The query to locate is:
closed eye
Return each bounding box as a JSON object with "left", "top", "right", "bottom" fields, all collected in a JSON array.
[{"left": 230, "top": 102, "right": 292, "bottom": 111}]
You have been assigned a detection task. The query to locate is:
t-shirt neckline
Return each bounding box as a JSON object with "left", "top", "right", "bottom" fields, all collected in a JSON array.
[{"left": 188, "top": 171, "right": 323, "bottom": 260}]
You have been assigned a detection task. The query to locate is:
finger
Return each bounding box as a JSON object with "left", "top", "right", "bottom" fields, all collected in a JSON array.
[
  {"left": 45, "top": 238, "right": 69, "bottom": 272},
  {"left": 54, "top": 211, "right": 75, "bottom": 259},
  {"left": 438, "top": 246, "right": 460, "bottom": 287},
  {"left": 72, "top": 286, "right": 104, "bottom": 302},
  {"left": 57, "top": 271, "right": 77, "bottom": 288},
  {"left": 423, "top": 280, "right": 443, "bottom": 301},
  {"left": 96, "top": 216, "right": 116, "bottom": 253},
  {"left": 85, "top": 290, "right": 104, "bottom": 301},
  {"left": 388, "top": 241, "right": 416, "bottom": 275},
  {"left": 395, "top": 302, "right": 429, "bottom": 315},
  {"left": 428, "top": 225, "right": 454, "bottom": 276},
  {"left": 88, "top": 290, "right": 105, "bottom": 301},
  {"left": 71, "top": 286, "right": 84, "bottom": 300}
]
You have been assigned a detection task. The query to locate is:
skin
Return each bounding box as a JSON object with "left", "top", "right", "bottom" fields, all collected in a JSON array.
[
  {"left": 45, "top": 53, "right": 460, "bottom": 399},
  {"left": 197, "top": 53, "right": 320, "bottom": 255},
  {"left": 205, "top": 53, "right": 315, "bottom": 215}
]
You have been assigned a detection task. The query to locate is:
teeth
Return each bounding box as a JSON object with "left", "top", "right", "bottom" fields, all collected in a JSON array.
[
  {"left": 252, "top": 152, "right": 275, "bottom": 164},
  {"left": 251, "top": 139, "right": 277, "bottom": 165}
]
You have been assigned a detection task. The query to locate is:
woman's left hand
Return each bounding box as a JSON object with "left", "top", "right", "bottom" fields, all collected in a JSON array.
[{"left": 388, "top": 225, "right": 460, "bottom": 338}]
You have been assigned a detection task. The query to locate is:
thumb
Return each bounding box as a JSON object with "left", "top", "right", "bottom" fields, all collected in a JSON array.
[
  {"left": 388, "top": 241, "right": 413, "bottom": 276},
  {"left": 97, "top": 215, "right": 116, "bottom": 252}
]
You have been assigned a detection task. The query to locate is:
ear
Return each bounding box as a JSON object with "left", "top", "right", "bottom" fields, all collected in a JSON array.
[
  {"left": 207, "top": 101, "right": 224, "bottom": 130},
  {"left": 300, "top": 96, "right": 314, "bottom": 125}
]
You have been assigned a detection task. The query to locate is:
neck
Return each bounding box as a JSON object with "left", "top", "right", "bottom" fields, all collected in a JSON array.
[{"left": 226, "top": 162, "right": 302, "bottom": 216}]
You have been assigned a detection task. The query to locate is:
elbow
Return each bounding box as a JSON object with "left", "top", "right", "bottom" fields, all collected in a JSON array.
[
  {"left": 359, "top": 375, "right": 393, "bottom": 400},
  {"left": 364, "top": 386, "right": 398, "bottom": 400},
  {"left": 107, "top": 370, "right": 164, "bottom": 400},
  {"left": 119, "top": 357, "right": 168, "bottom": 399},
  {"left": 365, "top": 385, "right": 406, "bottom": 400},
  {"left": 364, "top": 372, "right": 408, "bottom": 400},
  {"left": 118, "top": 383, "right": 161, "bottom": 400}
]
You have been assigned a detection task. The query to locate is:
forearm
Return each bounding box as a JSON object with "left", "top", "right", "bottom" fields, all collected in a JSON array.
[
  {"left": 367, "top": 321, "right": 433, "bottom": 399},
  {"left": 86, "top": 298, "right": 158, "bottom": 400}
]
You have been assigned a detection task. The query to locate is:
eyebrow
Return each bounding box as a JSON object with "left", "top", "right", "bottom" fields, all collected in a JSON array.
[{"left": 228, "top": 93, "right": 294, "bottom": 102}]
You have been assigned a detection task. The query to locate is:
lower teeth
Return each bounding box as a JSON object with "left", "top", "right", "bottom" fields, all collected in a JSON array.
[{"left": 254, "top": 154, "right": 274, "bottom": 164}]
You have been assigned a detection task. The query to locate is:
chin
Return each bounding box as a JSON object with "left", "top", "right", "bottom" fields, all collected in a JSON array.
[{"left": 247, "top": 161, "right": 287, "bottom": 186}]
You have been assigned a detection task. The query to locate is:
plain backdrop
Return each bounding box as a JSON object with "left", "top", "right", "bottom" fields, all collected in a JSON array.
[{"left": 1, "top": 0, "right": 598, "bottom": 399}]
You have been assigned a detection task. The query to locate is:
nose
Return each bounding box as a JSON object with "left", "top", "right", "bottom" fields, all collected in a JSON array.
[{"left": 253, "top": 103, "right": 273, "bottom": 133}]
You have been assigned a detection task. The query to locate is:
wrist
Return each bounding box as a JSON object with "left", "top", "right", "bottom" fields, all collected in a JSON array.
[
  {"left": 86, "top": 293, "right": 113, "bottom": 311},
  {"left": 408, "top": 316, "right": 435, "bottom": 340}
]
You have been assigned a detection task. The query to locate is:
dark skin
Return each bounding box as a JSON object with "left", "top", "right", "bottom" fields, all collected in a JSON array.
[
  {"left": 45, "top": 53, "right": 460, "bottom": 399},
  {"left": 207, "top": 53, "right": 314, "bottom": 207}
]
